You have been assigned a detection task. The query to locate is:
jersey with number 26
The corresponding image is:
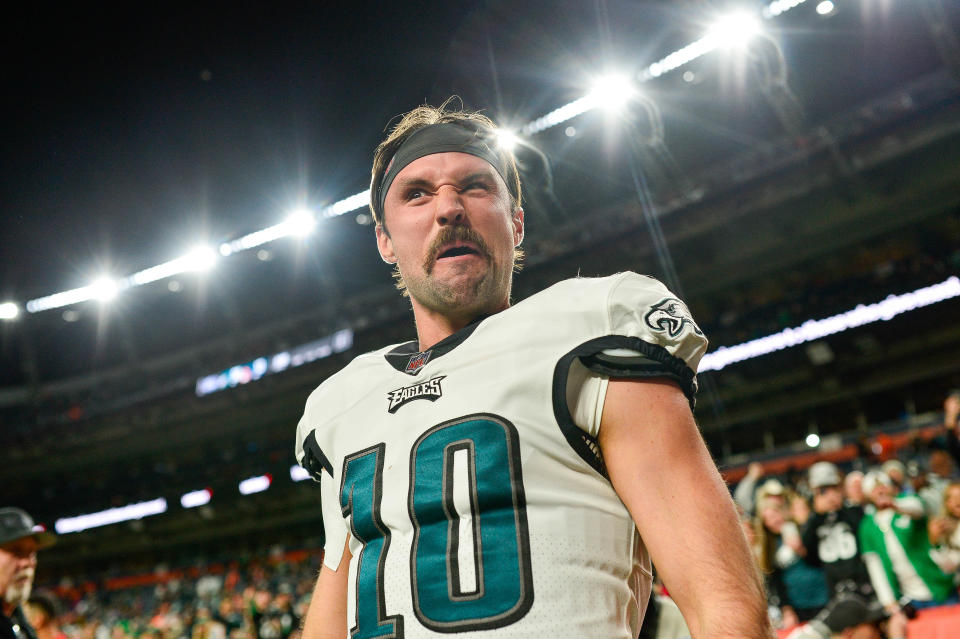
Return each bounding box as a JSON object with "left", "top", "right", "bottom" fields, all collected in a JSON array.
[{"left": 295, "top": 273, "right": 707, "bottom": 639}]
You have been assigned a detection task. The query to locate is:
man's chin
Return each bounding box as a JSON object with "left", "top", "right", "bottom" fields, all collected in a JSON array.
[{"left": 4, "top": 583, "right": 31, "bottom": 608}]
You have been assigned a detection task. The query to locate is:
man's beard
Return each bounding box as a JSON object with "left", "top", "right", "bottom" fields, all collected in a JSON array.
[{"left": 4, "top": 572, "right": 33, "bottom": 608}]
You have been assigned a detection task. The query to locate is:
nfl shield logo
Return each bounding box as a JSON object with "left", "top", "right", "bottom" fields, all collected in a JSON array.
[{"left": 405, "top": 350, "right": 432, "bottom": 374}]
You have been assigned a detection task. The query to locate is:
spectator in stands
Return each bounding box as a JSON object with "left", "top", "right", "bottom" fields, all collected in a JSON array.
[
  {"left": 844, "top": 472, "right": 865, "bottom": 508},
  {"left": 918, "top": 446, "right": 956, "bottom": 516},
  {"left": 1, "top": 508, "right": 56, "bottom": 639},
  {"left": 858, "top": 471, "right": 957, "bottom": 611},
  {"left": 734, "top": 462, "right": 765, "bottom": 515},
  {"left": 880, "top": 461, "right": 907, "bottom": 496},
  {"left": 784, "top": 594, "right": 909, "bottom": 639},
  {"left": 23, "top": 594, "right": 65, "bottom": 639},
  {"left": 927, "top": 480, "right": 960, "bottom": 575},
  {"left": 802, "top": 462, "right": 873, "bottom": 598},
  {"left": 942, "top": 391, "right": 960, "bottom": 468},
  {"left": 755, "top": 494, "right": 830, "bottom": 626}
]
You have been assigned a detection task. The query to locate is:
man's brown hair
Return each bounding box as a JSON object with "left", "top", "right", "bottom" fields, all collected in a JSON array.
[{"left": 369, "top": 98, "right": 523, "bottom": 228}]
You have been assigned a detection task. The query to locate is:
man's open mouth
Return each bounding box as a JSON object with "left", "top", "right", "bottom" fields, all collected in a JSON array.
[{"left": 437, "top": 245, "right": 481, "bottom": 259}]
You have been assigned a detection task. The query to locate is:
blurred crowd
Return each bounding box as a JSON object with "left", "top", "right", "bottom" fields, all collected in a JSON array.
[
  {"left": 736, "top": 392, "right": 960, "bottom": 638},
  {"left": 23, "top": 552, "right": 319, "bottom": 639}
]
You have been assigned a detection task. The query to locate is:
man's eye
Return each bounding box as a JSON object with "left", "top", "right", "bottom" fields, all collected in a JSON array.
[
  {"left": 465, "top": 182, "right": 489, "bottom": 191},
  {"left": 406, "top": 189, "right": 425, "bottom": 200}
]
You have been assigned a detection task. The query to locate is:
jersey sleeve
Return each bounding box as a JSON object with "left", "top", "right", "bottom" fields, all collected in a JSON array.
[
  {"left": 295, "top": 391, "right": 350, "bottom": 571},
  {"left": 583, "top": 273, "right": 708, "bottom": 404},
  {"left": 553, "top": 273, "right": 709, "bottom": 475}
]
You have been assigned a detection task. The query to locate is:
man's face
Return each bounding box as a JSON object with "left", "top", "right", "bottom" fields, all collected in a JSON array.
[
  {"left": 377, "top": 152, "right": 523, "bottom": 322},
  {"left": 0, "top": 537, "right": 38, "bottom": 608},
  {"left": 870, "top": 483, "right": 895, "bottom": 509},
  {"left": 930, "top": 451, "right": 953, "bottom": 479},
  {"left": 814, "top": 484, "right": 844, "bottom": 513}
]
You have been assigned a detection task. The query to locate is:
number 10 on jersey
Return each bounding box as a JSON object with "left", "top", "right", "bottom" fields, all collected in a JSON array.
[{"left": 339, "top": 414, "right": 534, "bottom": 636}]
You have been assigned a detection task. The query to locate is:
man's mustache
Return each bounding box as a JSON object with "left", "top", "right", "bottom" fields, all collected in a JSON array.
[{"left": 424, "top": 226, "right": 491, "bottom": 273}]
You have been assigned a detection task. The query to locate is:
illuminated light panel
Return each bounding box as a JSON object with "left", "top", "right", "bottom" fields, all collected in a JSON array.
[
  {"left": 239, "top": 474, "right": 272, "bottom": 495},
  {"left": 54, "top": 498, "right": 168, "bottom": 534},
  {"left": 323, "top": 190, "right": 371, "bottom": 218},
  {"left": 586, "top": 73, "right": 635, "bottom": 110},
  {"left": 764, "top": 0, "right": 808, "bottom": 18},
  {"left": 290, "top": 465, "right": 311, "bottom": 482},
  {"left": 708, "top": 12, "right": 762, "bottom": 48},
  {"left": 0, "top": 302, "right": 19, "bottom": 320},
  {"left": 180, "top": 488, "right": 212, "bottom": 508},
  {"left": 220, "top": 221, "right": 295, "bottom": 256},
  {"left": 806, "top": 434, "right": 821, "bottom": 448},
  {"left": 816, "top": 1, "right": 835, "bottom": 16},
  {"left": 699, "top": 276, "right": 960, "bottom": 372},
  {"left": 195, "top": 328, "right": 353, "bottom": 397}
]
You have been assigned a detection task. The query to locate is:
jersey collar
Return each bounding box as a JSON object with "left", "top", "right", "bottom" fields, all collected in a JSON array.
[{"left": 384, "top": 314, "right": 490, "bottom": 375}]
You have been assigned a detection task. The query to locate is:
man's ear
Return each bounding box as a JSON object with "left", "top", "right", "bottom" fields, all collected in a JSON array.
[
  {"left": 376, "top": 224, "right": 397, "bottom": 264},
  {"left": 512, "top": 208, "right": 525, "bottom": 247}
]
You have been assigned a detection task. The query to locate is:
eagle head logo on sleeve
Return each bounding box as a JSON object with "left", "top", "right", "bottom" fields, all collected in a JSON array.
[{"left": 644, "top": 298, "right": 703, "bottom": 339}]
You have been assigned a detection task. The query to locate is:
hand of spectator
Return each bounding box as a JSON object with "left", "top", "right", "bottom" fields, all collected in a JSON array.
[
  {"left": 945, "top": 393, "right": 960, "bottom": 430},
  {"left": 885, "top": 610, "right": 909, "bottom": 639},
  {"left": 928, "top": 517, "right": 951, "bottom": 544},
  {"left": 747, "top": 462, "right": 764, "bottom": 481},
  {"left": 780, "top": 606, "right": 799, "bottom": 630}
]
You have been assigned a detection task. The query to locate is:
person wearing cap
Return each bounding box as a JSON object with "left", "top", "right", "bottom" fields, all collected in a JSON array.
[
  {"left": 294, "top": 101, "right": 770, "bottom": 639},
  {"left": 858, "top": 471, "right": 957, "bottom": 611},
  {"left": 801, "top": 462, "right": 873, "bottom": 598},
  {"left": 784, "top": 594, "right": 908, "bottom": 639},
  {"left": 0, "top": 508, "right": 56, "bottom": 639}
]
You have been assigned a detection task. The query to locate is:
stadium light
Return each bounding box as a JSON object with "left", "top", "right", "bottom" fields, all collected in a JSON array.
[
  {"left": 0, "top": 302, "right": 19, "bottom": 320},
  {"left": 183, "top": 246, "right": 217, "bottom": 272},
  {"left": 283, "top": 208, "right": 317, "bottom": 237},
  {"left": 816, "top": 1, "right": 836, "bottom": 16},
  {"left": 709, "top": 12, "right": 762, "bottom": 48},
  {"left": 495, "top": 129, "right": 520, "bottom": 152},
  {"left": 54, "top": 498, "right": 168, "bottom": 534},
  {"left": 181, "top": 488, "right": 213, "bottom": 508},
  {"left": 239, "top": 474, "right": 272, "bottom": 495},
  {"left": 90, "top": 277, "right": 120, "bottom": 302},
  {"left": 290, "top": 465, "right": 311, "bottom": 482},
  {"left": 805, "top": 433, "right": 821, "bottom": 448},
  {"left": 587, "top": 73, "right": 635, "bottom": 111}
]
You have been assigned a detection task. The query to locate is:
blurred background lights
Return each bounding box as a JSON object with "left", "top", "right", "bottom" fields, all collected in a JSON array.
[
  {"left": 764, "top": 0, "right": 808, "bottom": 18},
  {"left": 816, "top": 1, "right": 836, "bottom": 16},
  {"left": 0, "top": 302, "right": 19, "bottom": 320},
  {"left": 180, "top": 488, "right": 212, "bottom": 509},
  {"left": 806, "top": 433, "right": 821, "bottom": 448},
  {"left": 289, "top": 465, "right": 310, "bottom": 482},
  {"left": 238, "top": 474, "right": 272, "bottom": 495}
]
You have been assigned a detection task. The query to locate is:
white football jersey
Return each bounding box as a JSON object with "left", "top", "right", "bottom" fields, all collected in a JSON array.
[{"left": 295, "top": 273, "right": 707, "bottom": 639}]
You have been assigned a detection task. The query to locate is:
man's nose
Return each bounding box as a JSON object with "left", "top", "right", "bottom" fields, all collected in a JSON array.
[{"left": 434, "top": 185, "right": 465, "bottom": 225}]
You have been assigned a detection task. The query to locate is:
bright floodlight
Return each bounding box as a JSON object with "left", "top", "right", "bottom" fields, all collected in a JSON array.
[
  {"left": 290, "top": 465, "right": 311, "bottom": 482},
  {"left": 0, "top": 302, "right": 19, "bottom": 320},
  {"left": 816, "top": 1, "right": 835, "bottom": 15},
  {"left": 710, "top": 12, "right": 762, "bottom": 48},
  {"left": 495, "top": 129, "right": 520, "bottom": 152},
  {"left": 284, "top": 208, "right": 316, "bottom": 237},
  {"left": 806, "top": 433, "right": 821, "bottom": 448},
  {"left": 90, "top": 277, "right": 119, "bottom": 302},
  {"left": 587, "top": 73, "right": 635, "bottom": 110},
  {"left": 181, "top": 488, "right": 212, "bottom": 509},
  {"left": 239, "top": 474, "right": 272, "bottom": 495},
  {"left": 184, "top": 246, "right": 217, "bottom": 272}
]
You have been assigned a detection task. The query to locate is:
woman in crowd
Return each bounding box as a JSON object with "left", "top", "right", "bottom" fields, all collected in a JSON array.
[
  {"left": 928, "top": 480, "right": 960, "bottom": 575},
  {"left": 754, "top": 493, "right": 830, "bottom": 627}
]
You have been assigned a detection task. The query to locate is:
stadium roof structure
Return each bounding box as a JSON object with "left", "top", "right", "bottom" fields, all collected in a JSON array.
[{"left": 2, "top": 0, "right": 960, "bottom": 562}]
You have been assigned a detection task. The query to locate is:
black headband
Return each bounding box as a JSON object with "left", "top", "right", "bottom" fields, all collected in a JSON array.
[{"left": 375, "top": 122, "right": 514, "bottom": 220}]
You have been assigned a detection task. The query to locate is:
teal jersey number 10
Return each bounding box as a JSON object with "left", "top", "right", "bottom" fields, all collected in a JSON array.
[{"left": 339, "top": 414, "right": 534, "bottom": 637}]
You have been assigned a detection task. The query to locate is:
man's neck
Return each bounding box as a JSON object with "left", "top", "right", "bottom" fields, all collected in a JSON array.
[{"left": 412, "top": 299, "right": 508, "bottom": 351}]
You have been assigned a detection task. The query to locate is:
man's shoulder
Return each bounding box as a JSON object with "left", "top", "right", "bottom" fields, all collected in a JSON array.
[{"left": 304, "top": 342, "right": 405, "bottom": 405}]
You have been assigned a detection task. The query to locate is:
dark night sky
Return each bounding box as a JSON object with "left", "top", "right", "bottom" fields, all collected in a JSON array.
[{"left": 0, "top": 0, "right": 955, "bottom": 386}]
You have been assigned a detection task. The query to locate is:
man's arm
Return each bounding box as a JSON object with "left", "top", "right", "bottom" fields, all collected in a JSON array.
[
  {"left": 598, "top": 378, "right": 772, "bottom": 639},
  {"left": 301, "top": 539, "right": 351, "bottom": 639}
]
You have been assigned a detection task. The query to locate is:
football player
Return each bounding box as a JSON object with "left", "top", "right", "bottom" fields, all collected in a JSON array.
[{"left": 295, "top": 102, "right": 770, "bottom": 639}]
